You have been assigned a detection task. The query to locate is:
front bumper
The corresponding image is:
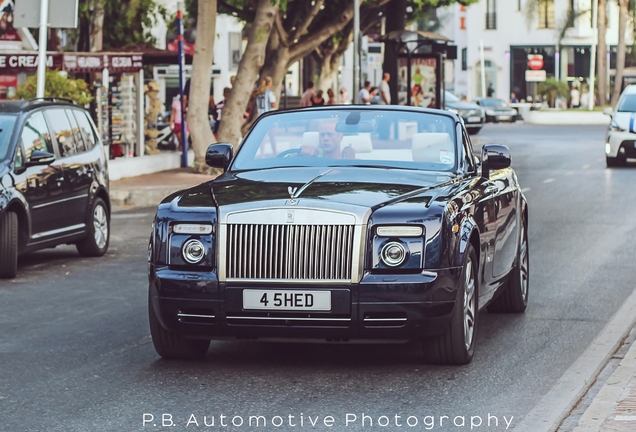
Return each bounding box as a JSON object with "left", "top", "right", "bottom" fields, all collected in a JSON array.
[
  {"left": 607, "top": 131, "right": 636, "bottom": 158},
  {"left": 149, "top": 266, "right": 461, "bottom": 342}
]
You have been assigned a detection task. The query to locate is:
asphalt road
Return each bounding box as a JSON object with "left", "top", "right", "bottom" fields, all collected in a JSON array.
[{"left": 2, "top": 123, "right": 635, "bottom": 432}]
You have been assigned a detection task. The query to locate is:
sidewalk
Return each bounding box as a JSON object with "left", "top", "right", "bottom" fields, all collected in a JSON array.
[
  {"left": 110, "top": 168, "right": 217, "bottom": 208},
  {"left": 522, "top": 110, "right": 610, "bottom": 125}
]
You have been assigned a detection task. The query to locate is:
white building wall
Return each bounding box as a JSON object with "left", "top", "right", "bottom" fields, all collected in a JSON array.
[{"left": 438, "top": 0, "right": 625, "bottom": 102}]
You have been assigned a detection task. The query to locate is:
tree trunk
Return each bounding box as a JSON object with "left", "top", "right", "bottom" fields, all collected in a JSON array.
[
  {"left": 89, "top": 0, "right": 104, "bottom": 52},
  {"left": 216, "top": 0, "right": 278, "bottom": 147},
  {"left": 260, "top": 45, "right": 291, "bottom": 112},
  {"left": 596, "top": 0, "right": 607, "bottom": 106},
  {"left": 189, "top": 0, "right": 217, "bottom": 172},
  {"left": 610, "top": 0, "right": 628, "bottom": 107},
  {"left": 383, "top": 0, "right": 406, "bottom": 105}
]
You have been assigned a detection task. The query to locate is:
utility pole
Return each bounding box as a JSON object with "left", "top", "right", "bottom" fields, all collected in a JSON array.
[
  {"left": 353, "top": 0, "right": 360, "bottom": 103},
  {"left": 588, "top": 0, "right": 598, "bottom": 110},
  {"left": 36, "top": 0, "right": 50, "bottom": 98}
]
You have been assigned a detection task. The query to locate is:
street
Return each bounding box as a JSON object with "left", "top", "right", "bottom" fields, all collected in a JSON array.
[{"left": 2, "top": 123, "right": 636, "bottom": 431}]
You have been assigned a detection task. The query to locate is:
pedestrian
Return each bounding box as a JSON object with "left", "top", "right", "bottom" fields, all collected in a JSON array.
[
  {"left": 378, "top": 72, "right": 391, "bottom": 105},
  {"left": 326, "top": 88, "right": 337, "bottom": 105},
  {"left": 213, "top": 87, "right": 231, "bottom": 135},
  {"left": 286, "top": 82, "right": 295, "bottom": 96},
  {"left": 255, "top": 76, "right": 277, "bottom": 116},
  {"left": 339, "top": 87, "right": 349, "bottom": 104},
  {"left": 358, "top": 81, "right": 372, "bottom": 104},
  {"left": 570, "top": 86, "right": 580, "bottom": 108},
  {"left": 311, "top": 89, "right": 325, "bottom": 106},
  {"left": 510, "top": 92, "right": 519, "bottom": 103},
  {"left": 300, "top": 81, "right": 316, "bottom": 107},
  {"left": 487, "top": 82, "right": 494, "bottom": 97},
  {"left": 169, "top": 94, "right": 189, "bottom": 151}
]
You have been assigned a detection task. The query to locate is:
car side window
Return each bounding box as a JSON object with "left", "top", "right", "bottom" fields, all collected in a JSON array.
[
  {"left": 461, "top": 128, "right": 476, "bottom": 172},
  {"left": 21, "top": 111, "right": 54, "bottom": 161},
  {"left": 72, "top": 110, "right": 97, "bottom": 151},
  {"left": 45, "top": 108, "right": 77, "bottom": 157},
  {"left": 65, "top": 109, "right": 86, "bottom": 153}
]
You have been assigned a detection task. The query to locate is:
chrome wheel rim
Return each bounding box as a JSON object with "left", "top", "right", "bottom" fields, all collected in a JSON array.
[
  {"left": 519, "top": 225, "right": 529, "bottom": 301},
  {"left": 464, "top": 258, "right": 476, "bottom": 351},
  {"left": 93, "top": 204, "right": 108, "bottom": 249}
]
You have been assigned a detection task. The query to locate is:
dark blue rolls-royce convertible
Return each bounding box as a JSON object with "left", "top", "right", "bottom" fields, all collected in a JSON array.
[{"left": 147, "top": 106, "right": 529, "bottom": 365}]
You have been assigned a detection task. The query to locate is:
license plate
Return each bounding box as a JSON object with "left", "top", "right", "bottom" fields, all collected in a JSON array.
[
  {"left": 467, "top": 116, "right": 481, "bottom": 123},
  {"left": 243, "top": 289, "right": 331, "bottom": 311},
  {"left": 499, "top": 115, "right": 511, "bottom": 121}
]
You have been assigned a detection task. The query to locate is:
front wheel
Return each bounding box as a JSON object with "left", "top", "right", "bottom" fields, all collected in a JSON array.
[
  {"left": 422, "top": 244, "right": 478, "bottom": 365},
  {"left": 0, "top": 211, "right": 18, "bottom": 279},
  {"left": 76, "top": 198, "right": 110, "bottom": 257},
  {"left": 148, "top": 294, "right": 210, "bottom": 360}
]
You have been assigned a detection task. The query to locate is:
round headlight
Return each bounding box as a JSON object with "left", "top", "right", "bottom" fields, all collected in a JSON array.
[
  {"left": 182, "top": 239, "right": 205, "bottom": 264},
  {"left": 380, "top": 241, "right": 407, "bottom": 267}
]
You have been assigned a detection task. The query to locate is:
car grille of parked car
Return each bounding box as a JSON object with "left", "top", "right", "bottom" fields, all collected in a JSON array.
[{"left": 226, "top": 224, "right": 356, "bottom": 281}]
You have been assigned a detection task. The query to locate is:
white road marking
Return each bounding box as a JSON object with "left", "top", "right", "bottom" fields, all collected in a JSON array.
[
  {"left": 565, "top": 171, "right": 575, "bottom": 176},
  {"left": 543, "top": 178, "right": 555, "bottom": 183},
  {"left": 521, "top": 187, "right": 531, "bottom": 193},
  {"left": 515, "top": 289, "right": 636, "bottom": 432},
  {"left": 111, "top": 213, "right": 152, "bottom": 219},
  {"left": 583, "top": 164, "right": 591, "bottom": 169},
  {"left": 615, "top": 415, "right": 636, "bottom": 421}
]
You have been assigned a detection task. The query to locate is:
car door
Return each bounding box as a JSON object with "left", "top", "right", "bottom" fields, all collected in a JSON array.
[
  {"left": 16, "top": 110, "right": 69, "bottom": 238},
  {"left": 489, "top": 169, "right": 519, "bottom": 279},
  {"left": 44, "top": 108, "right": 92, "bottom": 228}
]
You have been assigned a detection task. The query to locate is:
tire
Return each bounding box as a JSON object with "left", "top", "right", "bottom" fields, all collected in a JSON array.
[
  {"left": 0, "top": 211, "right": 18, "bottom": 279},
  {"left": 467, "top": 127, "right": 481, "bottom": 135},
  {"left": 148, "top": 294, "right": 210, "bottom": 360},
  {"left": 76, "top": 197, "right": 110, "bottom": 257},
  {"left": 487, "top": 216, "right": 529, "bottom": 313},
  {"left": 422, "top": 244, "right": 478, "bottom": 365}
]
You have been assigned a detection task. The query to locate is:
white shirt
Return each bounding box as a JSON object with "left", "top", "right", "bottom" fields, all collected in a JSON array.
[
  {"left": 379, "top": 80, "right": 391, "bottom": 104},
  {"left": 358, "top": 88, "right": 370, "bottom": 104}
]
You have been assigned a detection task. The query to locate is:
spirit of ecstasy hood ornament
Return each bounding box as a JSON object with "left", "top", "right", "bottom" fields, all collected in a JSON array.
[{"left": 286, "top": 169, "right": 333, "bottom": 204}]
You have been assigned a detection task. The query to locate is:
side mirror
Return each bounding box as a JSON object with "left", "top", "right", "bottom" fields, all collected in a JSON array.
[
  {"left": 481, "top": 144, "right": 511, "bottom": 178},
  {"left": 26, "top": 150, "right": 55, "bottom": 166},
  {"left": 603, "top": 107, "right": 613, "bottom": 117},
  {"left": 205, "top": 143, "right": 233, "bottom": 171}
]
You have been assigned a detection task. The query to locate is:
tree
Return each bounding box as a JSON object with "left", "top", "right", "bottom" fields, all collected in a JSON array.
[
  {"left": 74, "top": 0, "right": 167, "bottom": 52},
  {"left": 610, "top": 0, "right": 629, "bottom": 107},
  {"left": 216, "top": 0, "right": 279, "bottom": 147},
  {"left": 189, "top": 0, "right": 218, "bottom": 173},
  {"left": 17, "top": 72, "right": 93, "bottom": 105},
  {"left": 537, "top": 77, "right": 569, "bottom": 107},
  {"left": 597, "top": 0, "right": 607, "bottom": 106}
]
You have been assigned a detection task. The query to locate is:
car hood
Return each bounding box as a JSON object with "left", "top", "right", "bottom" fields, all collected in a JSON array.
[
  {"left": 446, "top": 101, "right": 483, "bottom": 111},
  {"left": 171, "top": 167, "right": 457, "bottom": 210},
  {"left": 612, "top": 112, "right": 636, "bottom": 131}
]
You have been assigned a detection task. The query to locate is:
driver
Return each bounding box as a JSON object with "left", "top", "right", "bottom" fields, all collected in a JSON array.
[{"left": 299, "top": 120, "right": 355, "bottom": 159}]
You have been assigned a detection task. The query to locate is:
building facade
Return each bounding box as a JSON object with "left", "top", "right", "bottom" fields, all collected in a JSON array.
[{"left": 437, "top": 0, "right": 626, "bottom": 102}]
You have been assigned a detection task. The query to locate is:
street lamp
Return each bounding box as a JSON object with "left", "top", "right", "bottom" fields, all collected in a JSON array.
[{"left": 588, "top": 0, "right": 599, "bottom": 110}]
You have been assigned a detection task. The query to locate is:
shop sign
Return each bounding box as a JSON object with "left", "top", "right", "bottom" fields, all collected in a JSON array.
[
  {"left": 525, "top": 70, "right": 546, "bottom": 82},
  {"left": 106, "top": 54, "right": 143, "bottom": 73},
  {"left": 0, "top": 53, "right": 63, "bottom": 71}
]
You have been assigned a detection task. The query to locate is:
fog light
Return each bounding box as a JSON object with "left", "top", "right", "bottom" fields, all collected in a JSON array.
[
  {"left": 182, "top": 239, "right": 205, "bottom": 264},
  {"left": 380, "top": 241, "right": 407, "bottom": 267},
  {"left": 605, "top": 143, "right": 611, "bottom": 154}
]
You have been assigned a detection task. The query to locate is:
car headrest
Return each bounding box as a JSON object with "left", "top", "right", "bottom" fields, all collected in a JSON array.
[
  {"left": 302, "top": 131, "right": 319, "bottom": 148},
  {"left": 412, "top": 133, "right": 454, "bottom": 164},
  {"left": 341, "top": 133, "right": 373, "bottom": 153}
]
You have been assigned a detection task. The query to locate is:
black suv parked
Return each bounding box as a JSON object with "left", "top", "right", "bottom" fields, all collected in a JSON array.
[{"left": 0, "top": 98, "right": 110, "bottom": 279}]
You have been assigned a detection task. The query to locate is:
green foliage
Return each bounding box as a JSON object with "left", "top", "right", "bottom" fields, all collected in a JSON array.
[
  {"left": 537, "top": 77, "right": 569, "bottom": 107},
  {"left": 17, "top": 72, "right": 93, "bottom": 105},
  {"left": 75, "top": 0, "right": 167, "bottom": 50}
]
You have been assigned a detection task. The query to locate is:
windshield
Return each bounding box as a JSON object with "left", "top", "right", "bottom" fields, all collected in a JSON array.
[
  {"left": 232, "top": 109, "right": 457, "bottom": 172},
  {"left": 0, "top": 114, "right": 17, "bottom": 162},
  {"left": 444, "top": 91, "right": 460, "bottom": 102},
  {"left": 481, "top": 99, "right": 507, "bottom": 107},
  {"left": 617, "top": 94, "right": 636, "bottom": 112}
]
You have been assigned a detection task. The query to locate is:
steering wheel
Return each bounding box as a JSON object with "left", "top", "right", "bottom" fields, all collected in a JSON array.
[{"left": 276, "top": 148, "right": 303, "bottom": 158}]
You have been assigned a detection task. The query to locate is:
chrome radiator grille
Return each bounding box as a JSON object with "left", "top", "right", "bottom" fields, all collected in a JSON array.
[{"left": 226, "top": 224, "right": 355, "bottom": 280}]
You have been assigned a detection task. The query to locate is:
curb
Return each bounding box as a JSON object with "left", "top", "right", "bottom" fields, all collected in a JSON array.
[
  {"left": 573, "top": 335, "right": 636, "bottom": 431},
  {"left": 110, "top": 186, "right": 186, "bottom": 208},
  {"left": 515, "top": 289, "right": 636, "bottom": 432},
  {"left": 523, "top": 111, "right": 610, "bottom": 126}
]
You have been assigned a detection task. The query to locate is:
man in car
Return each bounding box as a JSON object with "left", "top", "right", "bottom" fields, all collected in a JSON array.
[{"left": 299, "top": 120, "right": 355, "bottom": 159}]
